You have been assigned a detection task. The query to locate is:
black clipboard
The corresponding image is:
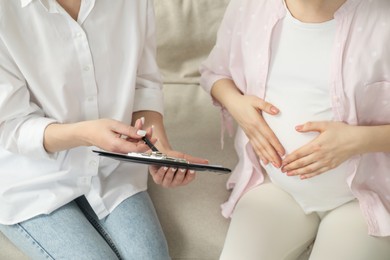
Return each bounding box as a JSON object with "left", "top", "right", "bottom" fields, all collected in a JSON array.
[{"left": 93, "top": 150, "right": 231, "bottom": 174}]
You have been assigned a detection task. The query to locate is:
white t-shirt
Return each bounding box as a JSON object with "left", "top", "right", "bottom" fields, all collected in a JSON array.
[{"left": 263, "top": 10, "right": 355, "bottom": 213}]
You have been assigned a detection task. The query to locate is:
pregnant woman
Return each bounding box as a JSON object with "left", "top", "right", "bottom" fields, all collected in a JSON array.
[{"left": 200, "top": 0, "right": 390, "bottom": 259}]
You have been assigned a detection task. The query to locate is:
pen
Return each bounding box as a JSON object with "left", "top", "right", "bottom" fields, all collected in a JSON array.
[{"left": 142, "top": 136, "right": 159, "bottom": 152}]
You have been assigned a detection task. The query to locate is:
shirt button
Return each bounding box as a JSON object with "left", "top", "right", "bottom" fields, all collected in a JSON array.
[
  {"left": 76, "top": 32, "right": 83, "bottom": 38},
  {"left": 89, "top": 160, "right": 97, "bottom": 168},
  {"left": 83, "top": 66, "right": 90, "bottom": 71}
]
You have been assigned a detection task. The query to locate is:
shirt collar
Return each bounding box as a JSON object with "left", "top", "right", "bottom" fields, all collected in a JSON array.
[
  {"left": 20, "top": 0, "right": 94, "bottom": 21},
  {"left": 20, "top": 0, "right": 34, "bottom": 8},
  {"left": 20, "top": 0, "right": 58, "bottom": 13}
]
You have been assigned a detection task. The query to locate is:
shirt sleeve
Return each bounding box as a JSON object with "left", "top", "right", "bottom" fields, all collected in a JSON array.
[
  {"left": 199, "top": 0, "right": 242, "bottom": 96},
  {"left": 198, "top": 0, "right": 243, "bottom": 145},
  {"left": 0, "top": 37, "right": 57, "bottom": 159},
  {"left": 133, "top": 0, "right": 164, "bottom": 115}
]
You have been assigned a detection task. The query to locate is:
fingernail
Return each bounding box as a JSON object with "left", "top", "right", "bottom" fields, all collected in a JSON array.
[
  {"left": 272, "top": 162, "right": 279, "bottom": 168},
  {"left": 140, "top": 117, "right": 145, "bottom": 125},
  {"left": 137, "top": 130, "right": 146, "bottom": 136},
  {"left": 179, "top": 169, "right": 186, "bottom": 173},
  {"left": 171, "top": 168, "right": 177, "bottom": 172},
  {"left": 295, "top": 125, "right": 303, "bottom": 131},
  {"left": 189, "top": 170, "right": 195, "bottom": 174},
  {"left": 163, "top": 167, "right": 168, "bottom": 171},
  {"left": 271, "top": 106, "right": 279, "bottom": 114}
]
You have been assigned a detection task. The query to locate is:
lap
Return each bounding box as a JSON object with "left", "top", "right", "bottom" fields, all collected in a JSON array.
[
  {"left": 310, "top": 200, "right": 390, "bottom": 260},
  {"left": 0, "top": 191, "right": 170, "bottom": 260},
  {"left": 77, "top": 191, "right": 170, "bottom": 260},
  {"left": 0, "top": 200, "right": 118, "bottom": 260},
  {"left": 221, "top": 183, "right": 390, "bottom": 260},
  {"left": 220, "top": 183, "right": 320, "bottom": 260}
]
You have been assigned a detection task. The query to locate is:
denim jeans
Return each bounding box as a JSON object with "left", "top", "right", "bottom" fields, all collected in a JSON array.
[{"left": 0, "top": 191, "right": 170, "bottom": 260}]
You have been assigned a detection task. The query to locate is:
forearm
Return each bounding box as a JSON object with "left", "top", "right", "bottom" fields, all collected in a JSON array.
[
  {"left": 211, "top": 78, "right": 243, "bottom": 109},
  {"left": 132, "top": 111, "right": 172, "bottom": 152},
  {"left": 355, "top": 125, "right": 390, "bottom": 154},
  {"left": 44, "top": 122, "right": 87, "bottom": 153}
]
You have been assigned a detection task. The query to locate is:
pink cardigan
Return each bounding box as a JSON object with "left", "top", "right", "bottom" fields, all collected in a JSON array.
[{"left": 200, "top": 0, "right": 390, "bottom": 237}]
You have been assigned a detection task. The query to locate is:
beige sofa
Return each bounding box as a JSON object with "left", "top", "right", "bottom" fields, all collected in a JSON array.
[
  {"left": 0, "top": 1, "right": 315, "bottom": 259},
  {"left": 0, "top": 1, "right": 235, "bottom": 259}
]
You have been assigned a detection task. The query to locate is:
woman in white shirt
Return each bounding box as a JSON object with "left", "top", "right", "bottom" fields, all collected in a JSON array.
[
  {"left": 0, "top": 0, "right": 205, "bottom": 259},
  {"left": 200, "top": 0, "right": 390, "bottom": 259}
]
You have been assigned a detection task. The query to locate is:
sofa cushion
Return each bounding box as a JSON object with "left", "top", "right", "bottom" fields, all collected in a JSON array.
[
  {"left": 154, "top": 0, "right": 230, "bottom": 84},
  {"left": 149, "top": 83, "right": 237, "bottom": 259},
  {"left": 153, "top": 1, "right": 234, "bottom": 258}
]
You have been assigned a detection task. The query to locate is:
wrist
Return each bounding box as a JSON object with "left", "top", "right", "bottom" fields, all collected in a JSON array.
[
  {"left": 44, "top": 122, "right": 89, "bottom": 153},
  {"left": 350, "top": 125, "right": 389, "bottom": 155},
  {"left": 72, "top": 121, "right": 91, "bottom": 147},
  {"left": 353, "top": 125, "right": 390, "bottom": 154},
  {"left": 346, "top": 126, "right": 366, "bottom": 156},
  {"left": 211, "top": 79, "right": 243, "bottom": 109}
]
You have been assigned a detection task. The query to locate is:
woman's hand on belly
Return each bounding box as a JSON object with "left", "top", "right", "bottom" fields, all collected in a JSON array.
[
  {"left": 227, "top": 94, "right": 285, "bottom": 167},
  {"left": 281, "top": 121, "right": 360, "bottom": 179},
  {"left": 210, "top": 79, "right": 285, "bottom": 167}
]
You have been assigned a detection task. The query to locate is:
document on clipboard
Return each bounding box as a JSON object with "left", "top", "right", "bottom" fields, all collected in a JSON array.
[{"left": 93, "top": 150, "right": 231, "bottom": 174}]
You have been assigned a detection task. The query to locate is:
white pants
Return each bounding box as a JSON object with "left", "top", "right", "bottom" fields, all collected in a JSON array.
[{"left": 220, "top": 183, "right": 390, "bottom": 260}]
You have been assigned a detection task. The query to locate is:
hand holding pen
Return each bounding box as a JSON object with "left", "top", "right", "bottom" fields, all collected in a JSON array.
[
  {"left": 142, "top": 136, "right": 159, "bottom": 152},
  {"left": 132, "top": 117, "right": 159, "bottom": 152}
]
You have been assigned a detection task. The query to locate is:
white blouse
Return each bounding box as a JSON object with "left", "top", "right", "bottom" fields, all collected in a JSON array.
[{"left": 0, "top": 0, "right": 163, "bottom": 224}]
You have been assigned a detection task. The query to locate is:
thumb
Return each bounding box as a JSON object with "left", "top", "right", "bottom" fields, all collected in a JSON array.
[{"left": 296, "top": 121, "right": 327, "bottom": 133}]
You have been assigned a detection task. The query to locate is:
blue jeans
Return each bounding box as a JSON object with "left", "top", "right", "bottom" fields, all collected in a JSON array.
[{"left": 0, "top": 191, "right": 170, "bottom": 260}]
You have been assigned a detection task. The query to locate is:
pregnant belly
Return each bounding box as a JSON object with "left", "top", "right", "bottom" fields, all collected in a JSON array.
[
  {"left": 262, "top": 107, "right": 325, "bottom": 155},
  {"left": 261, "top": 102, "right": 354, "bottom": 212}
]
